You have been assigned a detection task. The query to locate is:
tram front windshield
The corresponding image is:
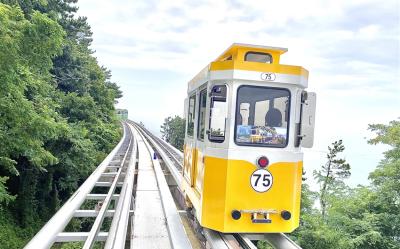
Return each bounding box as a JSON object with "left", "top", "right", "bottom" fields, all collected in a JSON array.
[{"left": 235, "top": 86, "right": 290, "bottom": 147}]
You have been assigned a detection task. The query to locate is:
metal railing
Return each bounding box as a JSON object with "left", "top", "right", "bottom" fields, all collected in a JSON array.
[
  {"left": 25, "top": 122, "right": 136, "bottom": 249},
  {"left": 133, "top": 123, "right": 183, "bottom": 191},
  {"left": 132, "top": 121, "right": 302, "bottom": 249},
  {"left": 104, "top": 123, "right": 137, "bottom": 249}
]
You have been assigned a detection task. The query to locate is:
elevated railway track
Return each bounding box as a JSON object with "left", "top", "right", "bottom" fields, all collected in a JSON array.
[
  {"left": 25, "top": 120, "right": 301, "bottom": 249},
  {"left": 132, "top": 121, "right": 301, "bottom": 249}
]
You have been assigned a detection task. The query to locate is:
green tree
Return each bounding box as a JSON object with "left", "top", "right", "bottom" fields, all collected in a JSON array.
[
  {"left": 320, "top": 120, "right": 400, "bottom": 249},
  {"left": 365, "top": 119, "right": 400, "bottom": 248},
  {"left": 161, "top": 115, "right": 186, "bottom": 151},
  {"left": 0, "top": 1, "right": 122, "bottom": 247},
  {"left": 161, "top": 116, "right": 172, "bottom": 141},
  {"left": 290, "top": 181, "right": 354, "bottom": 249},
  {"left": 0, "top": 2, "right": 65, "bottom": 205},
  {"left": 293, "top": 121, "right": 400, "bottom": 249},
  {"left": 313, "top": 140, "right": 350, "bottom": 219}
]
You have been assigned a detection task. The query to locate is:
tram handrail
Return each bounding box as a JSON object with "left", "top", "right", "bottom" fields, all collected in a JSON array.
[{"left": 24, "top": 123, "right": 128, "bottom": 249}]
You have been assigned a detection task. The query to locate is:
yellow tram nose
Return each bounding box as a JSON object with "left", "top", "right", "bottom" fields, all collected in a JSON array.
[{"left": 198, "top": 156, "right": 303, "bottom": 233}]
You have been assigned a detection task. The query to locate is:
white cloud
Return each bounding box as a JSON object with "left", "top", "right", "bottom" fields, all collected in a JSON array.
[{"left": 358, "top": 24, "right": 381, "bottom": 39}]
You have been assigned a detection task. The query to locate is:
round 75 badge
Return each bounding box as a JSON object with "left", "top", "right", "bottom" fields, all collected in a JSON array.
[{"left": 250, "top": 169, "right": 273, "bottom": 193}]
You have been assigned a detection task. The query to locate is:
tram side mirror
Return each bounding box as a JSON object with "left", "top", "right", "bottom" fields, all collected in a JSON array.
[
  {"left": 209, "top": 85, "right": 227, "bottom": 101},
  {"left": 300, "top": 91, "right": 316, "bottom": 148}
]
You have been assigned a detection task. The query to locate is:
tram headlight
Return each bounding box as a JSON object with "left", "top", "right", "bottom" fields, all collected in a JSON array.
[{"left": 256, "top": 156, "right": 269, "bottom": 168}]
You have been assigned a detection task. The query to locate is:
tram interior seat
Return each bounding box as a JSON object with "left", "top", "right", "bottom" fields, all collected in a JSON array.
[{"left": 265, "top": 108, "right": 282, "bottom": 127}]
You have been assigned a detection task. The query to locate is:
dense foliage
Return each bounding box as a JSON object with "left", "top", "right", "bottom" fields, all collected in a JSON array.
[
  {"left": 0, "top": 1, "right": 121, "bottom": 247},
  {"left": 290, "top": 120, "right": 400, "bottom": 249},
  {"left": 161, "top": 115, "right": 185, "bottom": 151},
  {"left": 162, "top": 115, "right": 399, "bottom": 248}
]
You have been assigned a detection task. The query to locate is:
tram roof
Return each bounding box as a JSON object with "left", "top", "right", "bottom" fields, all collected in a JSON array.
[
  {"left": 187, "top": 43, "right": 308, "bottom": 92},
  {"left": 215, "top": 43, "right": 288, "bottom": 61}
]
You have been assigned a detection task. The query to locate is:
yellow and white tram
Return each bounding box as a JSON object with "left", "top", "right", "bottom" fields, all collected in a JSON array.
[{"left": 182, "top": 43, "right": 316, "bottom": 233}]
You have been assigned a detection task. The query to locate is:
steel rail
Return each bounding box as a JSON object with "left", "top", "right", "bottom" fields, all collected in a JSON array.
[
  {"left": 82, "top": 125, "right": 133, "bottom": 249},
  {"left": 103, "top": 122, "right": 137, "bottom": 249},
  {"left": 136, "top": 126, "right": 232, "bottom": 249},
  {"left": 131, "top": 121, "right": 302, "bottom": 249},
  {"left": 156, "top": 140, "right": 183, "bottom": 167},
  {"left": 203, "top": 229, "right": 234, "bottom": 249},
  {"left": 136, "top": 124, "right": 183, "bottom": 168},
  {"left": 132, "top": 124, "right": 193, "bottom": 249},
  {"left": 24, "top": 123, "right": 128, "bottom": 249},
  {"left": 132, "top": 123, "right": 183, "bottom": 190},
  {"left": 153, "top": 136, "right": 184, "bottom": 165},
  {"left": 233, "top": 234, "right": 258, "bottom": 249},
  {"left": 103, "top": 122, "right": 138, "bottom": 249},
  {"left": 141, "top": 124, "right": 183, "bottom": 159},
  {"left": 132, "top": 123, "right": 233, "bottom": 249},
  {"left": 243, "top": 233, "right": 302, "bottom": 249}
]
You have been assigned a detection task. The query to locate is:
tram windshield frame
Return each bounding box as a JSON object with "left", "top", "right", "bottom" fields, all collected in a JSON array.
[{"left": 234, "top": 85, "right": 291, "bottom": 148}]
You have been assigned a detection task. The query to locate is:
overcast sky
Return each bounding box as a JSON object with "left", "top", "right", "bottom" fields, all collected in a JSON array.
[{"left": 77, "top": 0, "right": 399, "bottom": 190}]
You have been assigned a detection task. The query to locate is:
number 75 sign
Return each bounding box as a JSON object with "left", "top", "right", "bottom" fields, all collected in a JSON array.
[{"left": 250, "top": 169, "right": 273, "bottom": 193}]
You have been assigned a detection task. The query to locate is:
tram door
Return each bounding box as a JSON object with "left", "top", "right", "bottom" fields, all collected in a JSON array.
[
  {"left": 184, "top": 94, "right": 196, "bottom": 186},
  {"left": 184, "top": 87, "right": 207, "bottom": 196},
  {"left": 193, "top": 88, "right": 207, "bottom": 194}
]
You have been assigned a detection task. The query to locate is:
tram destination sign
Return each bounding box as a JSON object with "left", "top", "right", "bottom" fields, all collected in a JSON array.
[{"left": 260, "top": 72, "right": 276, "bottom": 81}]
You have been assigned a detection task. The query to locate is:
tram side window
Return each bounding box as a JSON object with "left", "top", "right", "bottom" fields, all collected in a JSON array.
[
  {"left": 235, "top": 86, "right": 290, "bottom": 147},
  {"left": 209, "top": 85, "right": 227, "bottom": 142},
  {"left": 197, "top": 89, "right": 207, "bottom": 140},
  {"left": 187, "top": 94, "right": 196, "bottom": 137}
]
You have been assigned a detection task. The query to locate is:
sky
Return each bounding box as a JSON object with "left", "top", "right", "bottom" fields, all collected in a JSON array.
[{"left": 77, "top": 0, "right": 400, "bottom": 190}]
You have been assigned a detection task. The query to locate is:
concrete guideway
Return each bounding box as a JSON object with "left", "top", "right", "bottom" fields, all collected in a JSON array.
[
  {"left": 133, "top": 121, "right": 302, "bottom": 249},
  {"left": 130, "top": 126, "right": 172, "bottom": 248},
  {"left": 130, "top": 124, "right": 192, "bottom": 249}
]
